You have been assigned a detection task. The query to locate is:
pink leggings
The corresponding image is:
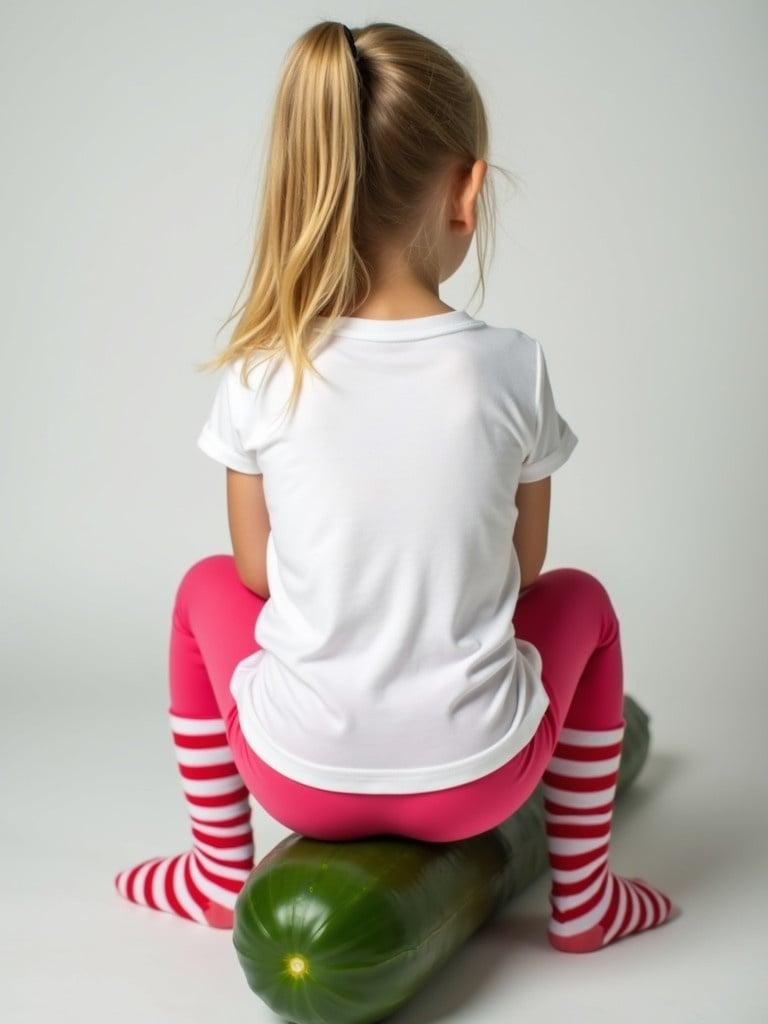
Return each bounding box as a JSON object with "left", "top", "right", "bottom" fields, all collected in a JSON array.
[{"left": 169, "top": 556, "right": 624, "bottom": 843}]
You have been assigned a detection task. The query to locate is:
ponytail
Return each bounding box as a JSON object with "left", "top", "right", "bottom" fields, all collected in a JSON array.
[{"left": 198, "top": 21, "right": 511, "bottom": 416}]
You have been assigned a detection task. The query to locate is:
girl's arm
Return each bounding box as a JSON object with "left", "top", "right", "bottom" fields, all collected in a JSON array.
[
  {"left": 513, "top": 476, "right": 551, "bottom": 590},
  {"left": 226, "top": 468, "right": 271, "bottom": 598}
]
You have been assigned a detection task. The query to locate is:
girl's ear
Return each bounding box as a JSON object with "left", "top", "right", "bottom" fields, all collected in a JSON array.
[{"left": 449, "top": 159, "right": 487, "bottom": 236}]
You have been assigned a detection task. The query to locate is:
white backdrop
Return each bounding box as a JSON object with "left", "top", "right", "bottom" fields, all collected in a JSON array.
[{"left": 2, "top": 2, "right": 766, "bottom": 1021}]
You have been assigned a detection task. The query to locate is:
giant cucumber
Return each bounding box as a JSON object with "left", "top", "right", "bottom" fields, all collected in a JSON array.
[{"left": 233, "top": 695, "right": 650, "bottom": 1023}]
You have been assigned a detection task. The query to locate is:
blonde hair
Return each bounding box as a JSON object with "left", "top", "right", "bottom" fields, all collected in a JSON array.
[{"left": 197, "top": 20, "right": 518, "bottom": 414}]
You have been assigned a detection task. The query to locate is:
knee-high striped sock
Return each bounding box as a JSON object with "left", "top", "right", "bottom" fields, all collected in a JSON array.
[
  {"left": 114, "top": 712, "right": 255, "bottom": 928},
  {"left": 541, "top": 719, "right": 681, "bottom": 953}
]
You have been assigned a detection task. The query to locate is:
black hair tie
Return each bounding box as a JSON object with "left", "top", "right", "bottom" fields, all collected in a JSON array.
[{"left": 342, "top": 24, "right": 359, "bottom": 62}]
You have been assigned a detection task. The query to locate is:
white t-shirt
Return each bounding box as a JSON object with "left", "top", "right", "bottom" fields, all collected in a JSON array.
[{"left": 196, "top": 309, "right": 578, "bottom": 794}]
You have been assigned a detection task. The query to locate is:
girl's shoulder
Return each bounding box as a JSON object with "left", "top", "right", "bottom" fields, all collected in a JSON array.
[{"left": 469, "top": 320, "right": 541, "bottom": 380}]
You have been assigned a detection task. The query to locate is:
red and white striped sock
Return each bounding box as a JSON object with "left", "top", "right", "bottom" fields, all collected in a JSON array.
[
  {"left": 114, "top": 712, "right": 255, "bottom": 928},
  {"left": 541, "top": 719, "right": 681, "bottom": 953}
]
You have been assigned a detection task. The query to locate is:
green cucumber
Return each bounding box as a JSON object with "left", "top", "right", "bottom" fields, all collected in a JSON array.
[{"left": 233, "top": 695, "right": 650, "bottom": 1024}]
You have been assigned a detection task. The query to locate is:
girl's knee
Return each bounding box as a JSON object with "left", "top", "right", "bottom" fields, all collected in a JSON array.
[
  {"left": 174, "top": 554, "right": 237, "bottom": 607},
  {"left": 545, "top": 567, "right": 617, "bottom": 617}
]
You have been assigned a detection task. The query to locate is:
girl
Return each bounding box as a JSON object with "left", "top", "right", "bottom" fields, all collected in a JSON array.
[{"left": 115, "top": 20, "right": 680, "bottom": 953}]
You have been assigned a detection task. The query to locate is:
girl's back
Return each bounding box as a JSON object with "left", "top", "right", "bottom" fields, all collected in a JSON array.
[{"left": 198, "top": 308, "right": 577, "bottom": 793}]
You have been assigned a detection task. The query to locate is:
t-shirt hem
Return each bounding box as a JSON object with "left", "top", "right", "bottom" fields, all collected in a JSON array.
[
  {"left": 197, "top": 426, "right": 262, "bottom": 475},
  {"left": 231, "top": 677, "right": 551, "bottom": 795},
  {"left": 518, "top": 421, "right": 578, "bottom": 483}
]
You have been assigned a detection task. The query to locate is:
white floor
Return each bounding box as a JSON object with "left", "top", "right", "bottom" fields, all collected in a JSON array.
[{"left": 3, "top": 691, "right": 766, "bottom": 1024}]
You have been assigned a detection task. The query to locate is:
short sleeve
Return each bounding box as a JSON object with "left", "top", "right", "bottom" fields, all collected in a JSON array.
[
  {"left": 196, "top": 360, "right": 263, "bottom": 474},
  {"left": 519, "top": 339, "right": 578, "bottom": 483}
]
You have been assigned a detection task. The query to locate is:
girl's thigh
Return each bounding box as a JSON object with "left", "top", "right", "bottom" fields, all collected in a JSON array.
[{"left": 360, "top": 566, "right": 623, "bottom": 842}]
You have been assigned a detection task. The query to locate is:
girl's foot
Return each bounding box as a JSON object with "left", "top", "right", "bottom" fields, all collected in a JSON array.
[
  {"left": 547, "top": 871, "right": 680, "bottom": 953},
  {"left": 114, "top": 713, "right": 255, "bottom": 928},
  {"left": 542, "top": 720, "right": 681, "bottom": 954}
]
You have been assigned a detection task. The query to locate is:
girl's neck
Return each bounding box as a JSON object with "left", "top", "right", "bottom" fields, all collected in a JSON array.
[{"left": 344, "top": 297, "right": 455, "bottom": 320}]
